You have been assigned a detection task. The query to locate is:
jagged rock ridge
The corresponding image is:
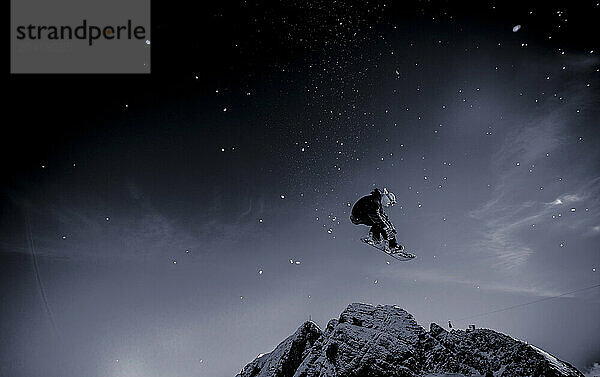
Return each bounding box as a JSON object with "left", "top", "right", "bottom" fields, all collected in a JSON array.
[{"left": 236, "top": 303, "right": 584, "bottom": 377}]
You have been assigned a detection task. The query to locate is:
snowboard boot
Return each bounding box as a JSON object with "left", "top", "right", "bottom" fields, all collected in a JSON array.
[
  {"left": 388, "top": 238, "right": 404, "bottom": 252},
  {"left": 370, "top": 233, "right": 383, "bottom": 244}
]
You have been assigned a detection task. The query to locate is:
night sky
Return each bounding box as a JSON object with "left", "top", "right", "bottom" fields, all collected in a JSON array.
[{"left": 3, "top": 1, "right": 600, "bottom": 377}]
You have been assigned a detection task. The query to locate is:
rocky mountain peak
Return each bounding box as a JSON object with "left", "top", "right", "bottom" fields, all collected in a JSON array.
[{"left": 236, "top": 303, "right": 584, "bottom": 377}]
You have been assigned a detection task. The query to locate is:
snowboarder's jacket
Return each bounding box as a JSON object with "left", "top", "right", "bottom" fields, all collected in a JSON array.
[{"left": 350, "top": 189, "right": 386, "bottom": 226}]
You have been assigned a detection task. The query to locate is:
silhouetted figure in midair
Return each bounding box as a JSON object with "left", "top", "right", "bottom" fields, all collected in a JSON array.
[{"left": 350, "top": 188, "right": 402, "bottom": 251}]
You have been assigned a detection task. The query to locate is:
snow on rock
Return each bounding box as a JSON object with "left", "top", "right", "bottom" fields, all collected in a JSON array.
[
  {"left": 236, "top": 303, "right": 584, "bottom": 377},
  {"left": 237, "top": 321, "right": 322, "bottom": 377},
  {"left": 530, "top": 345, "right": 582, "bottom": 377}
]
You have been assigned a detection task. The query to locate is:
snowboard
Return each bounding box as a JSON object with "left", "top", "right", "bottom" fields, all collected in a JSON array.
[{"left": 361, "top": 237, "right": 416, "bottom": 261}]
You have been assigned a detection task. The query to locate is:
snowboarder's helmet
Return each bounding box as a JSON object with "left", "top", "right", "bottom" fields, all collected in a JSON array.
[{"left": 382, "top": 188, "right": 396, "bottom": 207}]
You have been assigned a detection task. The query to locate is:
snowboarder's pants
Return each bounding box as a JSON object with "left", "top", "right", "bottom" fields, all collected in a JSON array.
[{"left": 368, "top": 213, "right": 396, "bottom": 241}]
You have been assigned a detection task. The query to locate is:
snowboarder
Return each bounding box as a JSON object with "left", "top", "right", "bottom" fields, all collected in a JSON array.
[{"left": 350, "top": 188, "right": 403, "bottom": 251}]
